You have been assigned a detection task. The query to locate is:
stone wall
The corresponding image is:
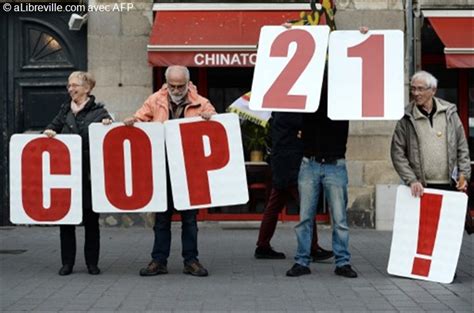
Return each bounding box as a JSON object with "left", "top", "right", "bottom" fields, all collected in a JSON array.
[{"left": 88, "top": 0, "right": 154, "bottom": 122}]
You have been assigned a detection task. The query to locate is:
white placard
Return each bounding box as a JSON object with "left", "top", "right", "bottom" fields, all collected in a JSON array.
[
  {"left": 10, "top": 134, "right": 82, "bottom": 224},
  {"left": 328, "top": 30, "right": 404, "bottom": 120},
  {"left": 89, "top": 123, "right": 167, "bottom": 213},
  {"left": 165, "top": 113, "right": 248, "bottom": 210},
  {"left": 387, "top": 185, "right": 467, "bottom": 283},
  {"left": 249, "top": 25, "right": 330, "bottom": 112}
]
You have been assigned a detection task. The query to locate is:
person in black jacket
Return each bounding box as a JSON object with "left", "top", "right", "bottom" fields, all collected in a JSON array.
[
  {"left": 255, "top": 112, "right": 333, "bottom": 261},
  {"left": 44, "top": 71, "right": 112, "bottom": 276}
]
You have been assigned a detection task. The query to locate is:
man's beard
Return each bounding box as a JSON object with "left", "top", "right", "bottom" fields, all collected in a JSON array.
[{"left": 169, "top": 87, "right": 188, "bottom": 104}]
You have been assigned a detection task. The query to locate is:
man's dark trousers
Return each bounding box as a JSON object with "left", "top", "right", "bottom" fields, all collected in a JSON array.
[{"left": 151, "top": 174, "right": 199, "bottom": 265}]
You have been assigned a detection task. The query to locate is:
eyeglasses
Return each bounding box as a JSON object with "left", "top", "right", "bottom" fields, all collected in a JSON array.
[
  {"left": 410, "top": 86, "right": 431, "bottom": 93},
  {"left": 168, "top": 83, "right": 186, "bottom": 91},
  {"left": 67, "top": 83, "right": 83, "bottom": 89}
]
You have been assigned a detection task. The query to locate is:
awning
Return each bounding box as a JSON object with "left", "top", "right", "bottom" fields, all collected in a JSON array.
[
  {"left": 423, "top": 10, "right": 474, "bottom": 68},
  {"left": 148, "top": 3, "right": 316, "bottom": 67}
]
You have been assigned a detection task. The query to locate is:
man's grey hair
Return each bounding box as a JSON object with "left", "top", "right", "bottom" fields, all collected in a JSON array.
[
  {"left": 165, "top": 65, "right": 190, "bottom": 82},
  {"left": 411, "top": 71, "right": 438, "bottom": 89}
]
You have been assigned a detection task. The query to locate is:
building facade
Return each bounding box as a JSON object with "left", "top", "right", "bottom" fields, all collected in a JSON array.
[{"left": 1, "top": 0, "right": 473, "bottom": 227}]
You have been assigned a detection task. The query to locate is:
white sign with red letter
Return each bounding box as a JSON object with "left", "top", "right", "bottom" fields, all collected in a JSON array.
[
  {"left": 165, "top": 113, "right": 248, "bottom": 210},
  {"left": 10, "top": 134, "right": 82, "bottom": 224},
  {"left": 89, "top": 123, "right": 167, "bottom": 213},
  {"left": 249, "top": 25, "right": 330, "bottom": 112},
  {"left": 387, "top": 185, "right": 467, "bottom": 283},
  {"left": 328, "top": 30, "right": 404, "bottom": 120}
]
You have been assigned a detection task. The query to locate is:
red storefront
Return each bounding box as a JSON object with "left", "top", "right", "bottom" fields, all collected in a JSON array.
[
  {"left": 147, "top": 3, "right": 330, "bottom": 221},
  {"left": 420, "top": 10, "right": 473, "bottom": 134}
]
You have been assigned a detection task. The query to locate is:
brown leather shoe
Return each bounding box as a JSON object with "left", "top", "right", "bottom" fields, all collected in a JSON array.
[
  {"left": 183, "top": 261, "right": 208, "bottom": 277},
  {"left": 139, "top": 260, "right": 168, "bottom": 276}
]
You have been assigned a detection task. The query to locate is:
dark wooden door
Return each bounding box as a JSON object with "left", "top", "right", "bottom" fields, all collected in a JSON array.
[{"left": 0, "top": 10, "right": 87, "bottom": 225}]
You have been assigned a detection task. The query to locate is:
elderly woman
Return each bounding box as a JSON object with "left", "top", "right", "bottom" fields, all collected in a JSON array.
[{"left": 44, "top": 71, "right": 112, "bottom": 276}]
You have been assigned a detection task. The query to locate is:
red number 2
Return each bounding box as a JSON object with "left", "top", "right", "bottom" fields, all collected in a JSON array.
[
  {"left": 262, "top": 29, "right": 315, "bottom": 110},
  {"left": 347, "top": 34, "right": 385, "bottom": 117}
]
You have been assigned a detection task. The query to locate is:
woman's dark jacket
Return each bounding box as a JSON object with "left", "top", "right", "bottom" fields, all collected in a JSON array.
[
  {"left": 269, "top": 112, "right": 304, "bottom": 190},
  {"left": 45, "top": 95, "right": 111, "bottom": 207}
]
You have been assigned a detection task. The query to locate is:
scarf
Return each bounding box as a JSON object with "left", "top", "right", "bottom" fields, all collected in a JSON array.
[{"left": 70, "top": 97, "right": 90, "bottom": 115}]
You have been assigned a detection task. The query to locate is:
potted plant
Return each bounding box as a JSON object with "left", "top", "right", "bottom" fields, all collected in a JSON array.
[{"left": 241, "top": 120, "right": 268, "bottom": 162}]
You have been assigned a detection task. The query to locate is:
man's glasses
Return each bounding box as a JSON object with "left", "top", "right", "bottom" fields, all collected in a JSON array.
[
  {"left": 168, "top": 83, "right": 186, "bottom": 91},
  {"left": 410, "top": 86, "right": 431, "bottom": 93}
]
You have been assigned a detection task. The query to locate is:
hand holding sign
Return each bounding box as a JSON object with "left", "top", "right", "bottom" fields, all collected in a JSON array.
[
  {"left": 328, "top": 30, "right": 404, "bottom": 120},
  {"left": 11, "top": 115, "right": 248, "bottom": 221},
  {"left": 165, "top": 113, "right": 248, "bottom": 210},
  {"left": 250, "top": 26, "right": 404, "bottom": 119},
  {"left": 10, "top": 134, "right": 82, "bottom": 224},
  {"left": 388, "top": 186, "right": 467, "bottom": 283},
  {"left": 249, "top": 25, "right": 330, "bottom": 112},
  {"left": 89, "top": 123, "right": 167, "bottom": 213}
]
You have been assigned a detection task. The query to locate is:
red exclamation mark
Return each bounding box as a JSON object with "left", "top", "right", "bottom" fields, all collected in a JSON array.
[{"left": 411, "top": 193, "right": 443, "bottom": 276}]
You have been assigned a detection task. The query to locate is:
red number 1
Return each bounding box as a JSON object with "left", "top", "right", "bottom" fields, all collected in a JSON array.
[{"left": 347, "top": 34, "right": 385, "bottom": 117}]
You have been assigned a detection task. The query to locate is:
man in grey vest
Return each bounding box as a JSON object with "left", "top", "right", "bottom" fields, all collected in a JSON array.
[{"left": 391, "top": 70, "right": 470, "bottom": 197}]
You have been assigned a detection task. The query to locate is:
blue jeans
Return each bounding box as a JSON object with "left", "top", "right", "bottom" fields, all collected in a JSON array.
[{"left": 295, "top": 157, "right": 351, "bottom": 267}]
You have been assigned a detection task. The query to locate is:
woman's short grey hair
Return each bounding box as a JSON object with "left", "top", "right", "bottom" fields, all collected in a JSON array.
[
  {"left": 165, "top": 65, "right": 190, "bottom": 82},
  {"left": 69, "top": 71, "right": 96, "bottom": 91},
  {"left": 411, "top": 71, "right": 438, "bottom": 89}
]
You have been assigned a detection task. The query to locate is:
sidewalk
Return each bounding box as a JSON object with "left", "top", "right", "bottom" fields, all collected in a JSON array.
[{"left": 0, "top": 223, "right": 472, "bottom": 312}]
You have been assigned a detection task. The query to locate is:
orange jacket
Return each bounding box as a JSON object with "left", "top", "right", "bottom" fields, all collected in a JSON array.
[{"left": 134, "top": 83, "right": 216, "bottom": 122}]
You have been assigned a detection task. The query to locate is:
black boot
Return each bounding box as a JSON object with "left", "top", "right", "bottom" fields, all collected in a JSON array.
[
  {"left": 254, "top": 246, "right": 286, "bottom": 259},
  {"left": 58, "top": 264, "right": 73, "bottom": 276}
]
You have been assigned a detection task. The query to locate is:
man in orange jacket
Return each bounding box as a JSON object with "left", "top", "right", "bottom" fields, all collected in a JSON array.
[{"left": 124, "top": 65, "right": 215, "bottom": 277}]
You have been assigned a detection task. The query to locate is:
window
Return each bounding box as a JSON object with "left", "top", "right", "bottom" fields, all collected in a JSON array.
[{"left": 206, "top": 67, "right": 254, "bottom": 113}]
